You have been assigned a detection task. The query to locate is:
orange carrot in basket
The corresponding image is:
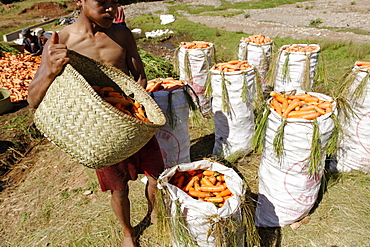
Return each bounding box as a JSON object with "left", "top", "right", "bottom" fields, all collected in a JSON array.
[{"left": 104, "top": 97, "right": 132, "bottom": 107}]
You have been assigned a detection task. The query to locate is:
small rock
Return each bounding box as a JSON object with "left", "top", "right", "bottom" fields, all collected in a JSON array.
[
  {"left": 300, "top": 216, "right": 311, "bottom": 225},
  {"left": 290, "top": 221, "right": 302, "bottom": 230},
  {"left": 83, "top": 190, "right": 93, "bottom": 196}
]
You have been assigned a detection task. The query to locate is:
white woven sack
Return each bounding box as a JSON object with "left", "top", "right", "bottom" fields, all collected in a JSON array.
[
  {"left": 273, "top": 44, "right": 320, "bottom": 93},
  {"left": 158, "top": 160, "right": 245, "bottom": 247},
  {"left": 178, "top": 44, "right": 213, "bottom": 116},
  {"left": 255, "top": 92, "right": 335, "bottom": 227},
  {"left": 333, "top": 65, "right": 370, "bottom": 172},
  {"left": 151, "top": 88, "right": 191, "bottom": 168},
  {"left": 211, "top": 67, "right": 256, "bottom": 158},
  {"left": 238, "top": 40, "right": 272, "bottom": 91}
]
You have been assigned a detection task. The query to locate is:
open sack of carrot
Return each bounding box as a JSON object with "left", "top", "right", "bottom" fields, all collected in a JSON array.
[
  {"left": 156, "top": 160, "right": 258, "bottom": 247},
  {"left": 180, "top": 41, "right": 212, "bottom": 49},
  {"left": 253, "top": 90, "right": 339, "bottom": 228}
]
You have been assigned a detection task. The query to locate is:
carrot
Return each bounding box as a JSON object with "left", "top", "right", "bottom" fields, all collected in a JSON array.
[
  {"left": 314, "top": 106, "right": 326, "bottom": 115},
  {"left": 194, "top": 180, "right": 201, "bottom": 191},
  {"left": 101, "top": 86, "right": 115, "bottom": 92},
  {"left": 216, "top": 174, "right": 225, "bottom": 182},
  {"left": 287, "top": 110, "right": 316, "bottom": 118},
  {"left": 282, "top": 99, "right": 300, "bottom": 118},
  {"left": 104, "top": 97, "right": 132, "bottom": 107},
  {"left": 218, "top": 188, "right": 232, "bottom": 197},
  {"left": 281, "top": 98, "right": 289, "bottom": 114},
  {"left": 203, "top": 170, "right": 216, "bottom": 176},
  {"left": 317, "top": 102, "right": 333, "bottom": 109},
  {"left": 188, "top": 190, "right": 213, "bottom": 198},
  {"left": 204, "top": 197, "right": 224, "bottom": 203},
  {"left": 175, "top": 175, "right": 185, "bottom": 188},
  {"left": 208, "top": 176, "right": 217, "bottom": 185},
  {"left": 303, "top": 96, "right": 319, "bottom": 103},
  {"left": 184, "top": 175, "right": 201, "bottom": 192},
  {"left": 200, "top": 177, "right": 215, "bottom": 187},
  {"left": 199, "top": 185, "right": 226, "bottom": 192},
  {"left": 270, "top": 91, "right": 287, "bottom": 103},
  {"left": 287, "top": 94, "right": 312, "bottom": 100},
  {"left": 301, "top": 112, "right": 322, "bottom": 120}
]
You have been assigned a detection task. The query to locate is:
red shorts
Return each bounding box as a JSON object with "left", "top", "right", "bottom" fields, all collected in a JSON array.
[{"left": 95, "top": 136, "right": 164, "bottom": 192}]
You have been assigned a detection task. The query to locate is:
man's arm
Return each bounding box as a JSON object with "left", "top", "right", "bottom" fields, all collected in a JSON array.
[
  {"left": 27, "top": 32, "right": 70, "bottom": 108},
  {"left": 124, "top": 28, "right": 147, "bottom": 89}
]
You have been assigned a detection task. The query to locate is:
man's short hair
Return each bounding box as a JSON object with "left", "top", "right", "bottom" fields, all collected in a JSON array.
[{"left": 21, "top": 27, "right": 31, "bottom": 35}]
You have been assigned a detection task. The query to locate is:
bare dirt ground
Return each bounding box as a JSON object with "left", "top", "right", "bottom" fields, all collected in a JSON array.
[{"left": 124, "top": 0, "right": 370, "bottom": 44}]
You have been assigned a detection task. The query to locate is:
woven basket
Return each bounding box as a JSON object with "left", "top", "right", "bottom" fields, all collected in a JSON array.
[{"left": 34, "top": 50, "right": 166, "bottom": 169}]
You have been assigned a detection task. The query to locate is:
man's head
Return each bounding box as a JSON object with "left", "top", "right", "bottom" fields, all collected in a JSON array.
[{"left": 21, "top": 27, "right": 31, "bottom": 36}]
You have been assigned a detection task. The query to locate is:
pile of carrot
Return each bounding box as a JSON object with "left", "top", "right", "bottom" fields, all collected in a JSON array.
[
  {"left": 212, "top": 60, "right": 252, "bottom": 72},
  {"left": 92, "top": 86, "right": 151, "bottom": 123},
  {"left": 356, "top": 61, "right": 370, "bottom": 69},
  {"left": 0, "top": 52, "right": 41, "bottom": 102},
  {"left": 180, "top": 41, "right": 212, "bottom": 49},
  {"left": 146, "top": 77, "right": 186, "bottom": 93},
  {"left": 170, "top": 169, "right": 233, "bottom": 208},
  {"left": 282, "top": 44, "right": 318, "bottom": 52},
  {"left": 241, "top": 33, "right": 271, "bottom": 44},
  {"left": 269, "top": 91, "right": 333, "bottom": 120}
]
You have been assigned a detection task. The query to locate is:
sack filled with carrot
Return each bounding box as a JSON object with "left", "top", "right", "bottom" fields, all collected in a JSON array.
[
  {"left": 92, "top": 85, "right": 151, "bottom": 123},
  {"left": 157, "top": 160, "right": 258, "bottom": 247}
]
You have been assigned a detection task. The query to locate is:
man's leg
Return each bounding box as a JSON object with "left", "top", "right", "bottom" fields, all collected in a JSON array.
[
  {"left": 111, "top": 188, "right": 137, "bottom": 247},
  {"left": 145, "top": 175, "right": 158, "bottom": 223}
]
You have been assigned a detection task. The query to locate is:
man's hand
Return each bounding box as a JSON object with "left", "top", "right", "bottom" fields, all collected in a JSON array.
[{"left": 47, "top": 31, "right": 69, "bottom": 77}]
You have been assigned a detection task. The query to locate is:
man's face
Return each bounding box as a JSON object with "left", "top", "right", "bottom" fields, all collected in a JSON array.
[{"left": 80, "top": 0, "right": 118, "bottom": 29}]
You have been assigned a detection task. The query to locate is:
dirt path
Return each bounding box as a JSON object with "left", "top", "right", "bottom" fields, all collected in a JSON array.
[{"left": 125, "top": 0, "right": 370, "bottom": 44}]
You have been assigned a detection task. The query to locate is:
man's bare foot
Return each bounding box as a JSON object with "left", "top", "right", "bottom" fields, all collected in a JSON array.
[
  {"left": 122, "top": 235, "right": 138, "bottom": 247},
  {"left": 122, "top": 228, "right": 138, "bottom": 247}
]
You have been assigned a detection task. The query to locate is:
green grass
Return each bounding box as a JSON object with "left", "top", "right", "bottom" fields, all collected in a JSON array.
[{"left": 166, "top": 0, "right": 311, "bottom": 15}]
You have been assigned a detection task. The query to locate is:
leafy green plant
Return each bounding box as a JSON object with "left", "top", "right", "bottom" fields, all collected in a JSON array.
[{"left": 310, "top": 18, "right": 323, "bottom": 26}]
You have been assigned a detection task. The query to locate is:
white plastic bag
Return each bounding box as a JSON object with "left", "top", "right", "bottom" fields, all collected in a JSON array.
[
  {"left": 210, "top": 67, "right": 256, "bottom": 158},
  {"left": 273, "top": 44, "right": 320, "bottom": 93},
  {"left": 255, "top": 92, "right": 335, "bottom": 227},
  {"left": 151, "top": 88, "right": 191, "bottom": 168},
  {"left": 332, "top": 64, "right": 370, "bottom": 172},
  {"left": 157, "top": 160, "right": 246, "bottom": 247},
  {"left": 177, "top": 43, "right": 214, "bottom": 116},
  {"left": 238, "top": 40, "right": 273, "bottom": 91}
]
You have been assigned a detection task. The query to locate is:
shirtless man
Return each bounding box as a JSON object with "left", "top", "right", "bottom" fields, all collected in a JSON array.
[{"left": 27, "top": 0, "right": 164, "bottom": 246}]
